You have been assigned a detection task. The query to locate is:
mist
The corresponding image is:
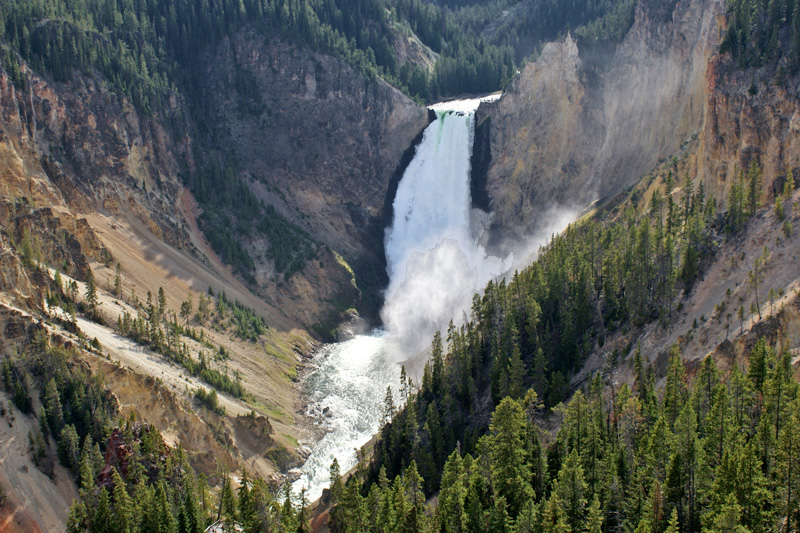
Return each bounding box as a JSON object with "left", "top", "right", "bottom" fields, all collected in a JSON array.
[{"left": 382, "top": 98, "right": 579, "bottom": 366}]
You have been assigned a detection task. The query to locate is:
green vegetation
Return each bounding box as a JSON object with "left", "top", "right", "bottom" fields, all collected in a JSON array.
[
  {"left": 194, "top": 388, "right": 227, "bottom": 416},
  {"left": 257, "top": 205, "right": 320, "bottom": 279},
  {"left": 320, "top": 162, "right": 799, "bottom": 531},
  {"left": 357, "top": 169, "right": 722, "bottom": 495},
  {"left": 0, "top": 303, "right": 309, "bottom": 532},
  {"left": 0, "top": 330, "right": 117, "bottom": 479},
  {"left": 330, "top": 340, "right": 800, "bottom": 532},
  {"left": 63, "top": 422, "right": 315, "bottom": 532},
  {"left": 193, "top": 166, "right": 319, "bottom": 280},
  {"left": 116, "top": 304, "right": 248, "bottom": 400},
  {"left": 721, "top": 0, "right": 800, "bottom": 71},
  {"left": 218, "top": 290, "right": 268, "bottom": 341},
  {"left": 0, "top": 0, "right": 638, "bottom": 105}
]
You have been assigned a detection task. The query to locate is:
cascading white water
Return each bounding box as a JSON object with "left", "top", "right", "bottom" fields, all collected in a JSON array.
[
  {"left": 382, "top": 96, "right": 510, "bottom": 357},
  {"left": 292, "top": 95, "right": 508, "bottom": 501}
]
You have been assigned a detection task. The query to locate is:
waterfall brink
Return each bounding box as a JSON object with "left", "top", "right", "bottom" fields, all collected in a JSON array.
[{"left": 383, "top": 97, "right": 510, "bottom": 358}]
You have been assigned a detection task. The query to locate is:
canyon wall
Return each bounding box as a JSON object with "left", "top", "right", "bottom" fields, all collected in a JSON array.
[
  {"left": 475, "top": 0, "right": 725, "bottom": 240},
  {"left": 0, "top": 34, "right": 428, "bottom": 330}
]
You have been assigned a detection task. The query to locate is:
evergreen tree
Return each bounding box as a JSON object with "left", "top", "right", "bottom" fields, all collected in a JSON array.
[
  {"left": 553, "top": 449, "right": 588, "bottom": 531},
  {"left": 438, "top": 450, "right": 467, "bottom": 532},
  {"left": 114, "top": 263, "right": 122, "bottom": 299},
  {"left": 110, "top": 468, "right": 133, "bottom": 533},
  {"left": 93, "top": 488, "right": 113, "bottom": 533},
  {"left": 489, "top": 398, "right": 533, "bottom": 517},
  {"left": 85, "top": 268, "right": 99, "bottom": 318}
]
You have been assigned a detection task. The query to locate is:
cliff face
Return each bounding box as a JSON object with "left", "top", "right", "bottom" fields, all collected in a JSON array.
[
  {"left": 696, "top": 58, "right": 800, "bottom": 204},
  {"left": 476, "top": 0, "right": 724, "bottom": 238},
  {"left": 0, "top": 34, "right": 427, "bottom": 330},
  {"left": 0, "top": 69, "right": 190, "bottom": 247},
  {"left": 199, "top": 35, "right": 428, "bottom": 315}
]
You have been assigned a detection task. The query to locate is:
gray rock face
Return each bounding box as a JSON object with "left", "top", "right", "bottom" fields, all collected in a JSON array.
[
  {"left": 475, "top": 0, "right": 724, "bottom": 239},
  {"left": 200, "top": 36, "right": 428, "bottom": 274}
]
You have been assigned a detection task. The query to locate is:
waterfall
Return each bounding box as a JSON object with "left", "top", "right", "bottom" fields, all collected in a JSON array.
[
  {"left": 383, "top": 96, "right": 510, "bottom": 357},
  {"left": 293, "top": 95, "right": 508, "bottom": 501}
]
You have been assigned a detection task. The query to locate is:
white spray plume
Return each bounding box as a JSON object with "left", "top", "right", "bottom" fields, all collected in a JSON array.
[{"left": 382, "top": 96, "right": 578, "bottom": 363}]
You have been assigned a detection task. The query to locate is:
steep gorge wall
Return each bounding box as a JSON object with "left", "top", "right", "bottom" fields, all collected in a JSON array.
[
  {"left": 0, "top": 34, "right": 428, "bottom": 330},
  {"left": 695, "top": 58, "right": 800, "bottom": 205},
  {"left": 198, "top": 36, "right": 428, "bottom": 319},
  {"left": 0, "top": 68, "right": 190, "bottom": 247},
  {"left": 475, "top": 0, "right": 725, "bottom": 239}
]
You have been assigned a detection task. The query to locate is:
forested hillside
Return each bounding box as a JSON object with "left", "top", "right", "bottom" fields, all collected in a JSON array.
[
  {"left": 322, "top": 164, "right": 800, "bottom": 530},
  {"left": 0, "top": 0, "right": 639, "bottom": 104},
  {"left": 722, "top": 0, "right": 800, "bottom": 71},
  {"left": 330, "top": 340, "right": 800, "bottom": 532},
  {"left": 1, "top": 329, "right": 315, "bottom": 533}
]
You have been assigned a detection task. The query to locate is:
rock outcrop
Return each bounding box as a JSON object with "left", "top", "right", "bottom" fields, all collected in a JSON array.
[
  {"left": 695, "top": 57, "right": 800, "bottom": 204},
  {"left": 0, "top": 68, "right": 190, "bottom": 248},
  {"left": 198, "top": 36, "right": 428, "bottom": 318},
  {"left": 475, "top": 0, "right": 724, "bottom": 240}
]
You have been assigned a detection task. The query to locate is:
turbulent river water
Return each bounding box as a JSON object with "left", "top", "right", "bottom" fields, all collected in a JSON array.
[{"left": 292, "top": 95, "right": 510, "bottom": 501}]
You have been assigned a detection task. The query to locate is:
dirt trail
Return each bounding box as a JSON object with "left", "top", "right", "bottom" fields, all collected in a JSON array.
[
  {"left": 80, "top": 210, "right": 316, "bottom": 428},
  {"left": 47, "top": 266, "right": 251, "bottom": 416}
]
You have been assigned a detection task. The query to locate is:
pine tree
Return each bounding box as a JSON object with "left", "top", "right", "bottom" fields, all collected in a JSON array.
[
  {"left": 93, "top": 487, "right": 113, "bottom": 533},
  {"left": 156, "top": 481, "right": 177, "bottom": 533},
  {"left": 777, "top": 411, "right": 800, "bottom": 533},
  {"left": 44, "top": 377, "right": 64, "bottom": 433},
  {"left": 489, "top": 398, "right": 532, "bottom": 518},
  {"left": 180, "top": 293, "right": 193, "bottom": 322},
  {"left": 747, "top": 161, "right": 762, "bottom": 216},
  {"left": 85, "top": 267, "right": 99, "bottom": 318},
  {"left": 57, "top": 424, "right": 80, "bottom": 471},
  {"left": 110, "top": 467, "right": 133, "bottom": 533},
  {"left": 585, "top": 494, "right": 603, "bottom": 533},
  {"left": 784, "top": 170, "right": 795, "bottom": 200},
  {"left": 665, "top": 508, "right": 680, "bottom": 533},
  {"left": 180, "top": 474, "right": 201, "bottom": 533},
  {"left": 708, "top": 493, "right": 751, "bottom": 533},
  {"left": 114, "top": 263, "right": 122, "bottom": 299},
  {"left": 383, "top": 386, "right": 396, "bottom": 424},
  {"left": 540, "top": 492, "right": 571, "bottom": 533},
  {"left": 431, "top": 331, "right": 444, "bottom": 397},
  {"left": 438, "top": 450, "right": 467, "bottom": 532},
  {"left": 158, "top": 287, "right": 168, "bottom": 320},
  {"left": 219, "top": 475, "right": 238, "bottom": 529},
  {"left": 54, "top": 270, "right": 63, "bottom": 294},
  {"left": 238, "top": 468, "right": 253, "bottom": 531},
  {"left": 663, "top": 345, "right": 687, "bottom": 428},
  {"left": 403, "top": 460, "right": 427, "bottom": 532},
  {"left": 554, "top": 449, "right": 588, "bottom": 531},
  {"left": 297, "top": 489, "right": 311, "bottom": 533}
]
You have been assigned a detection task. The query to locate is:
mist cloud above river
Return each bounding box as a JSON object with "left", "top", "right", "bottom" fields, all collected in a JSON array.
[
  {"left": 382, "top": 204, "right": 577, "bottom": 362},
  {"left": 381, "top": 98, "right": 578, "bottom": 363}
]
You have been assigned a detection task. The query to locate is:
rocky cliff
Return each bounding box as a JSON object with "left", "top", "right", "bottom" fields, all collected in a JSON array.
[
  {"left": 475, "top": 0, "right": 724, "bottom": 240},
  {"left": 695, "top": 56, "right": 800, "bottom": 204},
  {"left": 197, "top": 35, "right": 429, "bottom": 323},
  {"left": 0, "top": 32, "right": 428, "bottom": 331}
]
